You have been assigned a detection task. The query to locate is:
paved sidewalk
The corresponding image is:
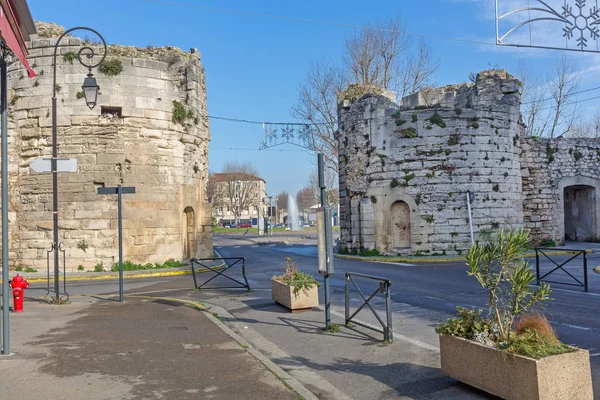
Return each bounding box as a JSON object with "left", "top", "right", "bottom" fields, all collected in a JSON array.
[
  {"left": 0, "top": 296, "right": 307, "bottom": 400},
  {"left": 119, "top": 277, "right": 496, "bottom": 399}
]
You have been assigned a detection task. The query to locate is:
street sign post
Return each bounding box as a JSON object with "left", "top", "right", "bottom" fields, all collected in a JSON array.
[
  {"left": 30, "top": 157, "right": 78, "bottom": 173},
  {"left": 97, "top": 185, "right": 135, "bottom": 302},
  {"left": 28, "top": 156, "right": 79, "bottom": 308},
  {"left": 317, "top": 153, "right": 334, "bottom": 331}
]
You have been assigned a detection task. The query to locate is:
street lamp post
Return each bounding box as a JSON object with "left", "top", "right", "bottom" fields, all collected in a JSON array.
[
  {"left": 50, "top": 27, "right": 106, "bottom": 303},
  {"left": 235, "top": 180, "right": 241, "bottom": 226}
]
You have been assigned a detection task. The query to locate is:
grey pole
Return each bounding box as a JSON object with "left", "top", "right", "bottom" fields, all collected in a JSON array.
[
  {"left": 467, "top": 191, "right": 474, "bottom": 245},
  {"left": 1, "top": 55, "right": 10, "bottom": 354},
  {"left": 50, "top": 27, "right": 107, "bottom": 303},
  {"left": 318, "top": 153, "right": 331, "bottom": 330},
  {"left": 118, "top": 185, "right": 123, "bottom": 302}
]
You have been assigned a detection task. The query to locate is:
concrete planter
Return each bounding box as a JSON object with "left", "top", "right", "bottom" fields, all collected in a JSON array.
[
  {"left": 439, "top": 334, "right": 593, "bottom": 400},
  {"left": 271, "top": 278, "right": 319, "bottom": 312}
]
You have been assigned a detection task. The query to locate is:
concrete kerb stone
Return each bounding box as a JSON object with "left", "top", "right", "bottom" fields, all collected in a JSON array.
[
  {"left": 202, "top": 307, "right": 319, "bottom": 400},
  {"left": 335, "top": 249, "right": 594, "bottom": 264},
  {"left": 0, "top": 259, "right": 227, "bottom": 284}
]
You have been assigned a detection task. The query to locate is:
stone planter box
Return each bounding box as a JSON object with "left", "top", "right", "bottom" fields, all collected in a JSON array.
[
  {"left": 439, "top": 334, "right": 593, "bottom": 400},
  {"left": 271, "top": 278, "right": 319, "bottom": 312}
]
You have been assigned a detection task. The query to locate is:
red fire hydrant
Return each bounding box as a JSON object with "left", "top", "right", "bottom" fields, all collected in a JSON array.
[{"left": 9, "top": 274, "right": 29, "bottom": 313}]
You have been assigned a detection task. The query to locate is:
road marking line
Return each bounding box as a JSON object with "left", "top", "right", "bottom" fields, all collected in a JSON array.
[
  {"left": 233, "top": 246, "right": 241, "bottom": 248},
  {"left": 552, "top": 322, "right": 591, "bottom": 331},
  {"left": 377, "top": 261, "right": 417, "bottom": 267},
  {"left": 591, "top": 353, "right": 600, "bottom": 357},
  {"left": 328, "top": 309, "right": 439, "bottom": 352},
  {"left": 251, "top": 245, "right": 258, "bottom": 248},
  {"left": 424, "top": 296, "right": 445, "bottom": 302},
  {"left": 268, "top": 244, "right": 276, "bottom": 247},
  {"left": 544, "top": 287, "right": 600, "bottom": 297}
]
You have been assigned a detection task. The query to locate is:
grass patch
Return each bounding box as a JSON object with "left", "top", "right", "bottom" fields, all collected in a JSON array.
[
  {"left": 506, "top": 330, "right": 576, "bottom": 359},
  {"left": 325, "top": 323, "right": 341, "bottom": 333},
  {"left": 110, "top": 258, "right": 185, "bottom": 272}
]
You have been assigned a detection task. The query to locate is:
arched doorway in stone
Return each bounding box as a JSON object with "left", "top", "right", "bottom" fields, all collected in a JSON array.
[
  {"left": 390, "top": 201, "right": 411, "bottom": 249},
  {"left": 564, "top": 185, "right": 596, "bottom": 242},
  {"left": 183, "top": 207, "right": 196, "bottom": 259}
]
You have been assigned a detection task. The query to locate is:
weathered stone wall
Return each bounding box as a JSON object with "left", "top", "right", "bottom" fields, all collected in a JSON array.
[
  {"left": 521, "top": 138, "right": 600, "bottom": 243},
  {"left": 4, "top": 23, "right": 212, "bottom": 270},
  {"left": 339, "top": 69, "right": 600, "bottom": 254},
  {"left": 338, "top": 70, "right": 525, "bottom": 255}
]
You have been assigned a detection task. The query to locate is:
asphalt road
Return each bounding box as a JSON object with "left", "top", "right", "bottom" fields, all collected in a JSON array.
[
  {"left": 25, "top": 234, "right": 600, "bottom": 397},
  {"left": 210, "top": 235, "right": 600, "bottom": 395}
]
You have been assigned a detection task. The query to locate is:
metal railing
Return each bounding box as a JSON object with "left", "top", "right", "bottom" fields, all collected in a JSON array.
[
  {"left": 345, "top": 272, "right": 393, "bottom": 343},
  {"left": 535, "top": 248, "right": 589, "bottom": 292},
  {"left": 44, "top": 242, "right": 69, "bottom": 302},
  {"left": 190, "top": 257, "right": 250, "bottom": 291}
]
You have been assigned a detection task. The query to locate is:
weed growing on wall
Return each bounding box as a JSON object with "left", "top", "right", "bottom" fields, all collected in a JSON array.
[{"left": 99, "top": 59, "right": 124, "bottom": 76}]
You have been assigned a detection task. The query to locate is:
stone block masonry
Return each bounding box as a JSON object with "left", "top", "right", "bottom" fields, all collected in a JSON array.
[
  {"left": 337, "top": 70, "right": 600, "bottom": 255},
  {"left": 2, "top": 22, "right": 213, "bottom": 270}
]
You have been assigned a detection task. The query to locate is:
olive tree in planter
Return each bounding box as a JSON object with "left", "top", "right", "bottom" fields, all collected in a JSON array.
[
  {"left": 436, "top": 229, "right": 593, "bottom": 400},
  {"left": 272, "top": 257, "right": 319, "bottom": 312}
]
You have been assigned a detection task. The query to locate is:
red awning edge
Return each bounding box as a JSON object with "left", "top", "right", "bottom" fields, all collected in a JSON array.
[{"left": 0, "top": 2, "right": 34, "bottom": 77}]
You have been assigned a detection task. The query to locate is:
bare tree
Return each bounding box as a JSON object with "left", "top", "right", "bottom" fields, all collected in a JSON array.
[
  {"left": 214, "top": 161, "right": 262, "bottom": 226},
  {"left": 516, "top": 57, "right": 580, "bottom": 138},
  {"left": 344, "top": 17, "right": 411, "bottom": 91},
  {"left": 516, "top": 60, "right": 549, "bottom": 137},
  {"left": 306, "top": 168, "right": 339, "bottom": 207},
  {"left": 291, "top": 59, "right": 346, "bottom": 172},
  {"left": 277, "top": 191, "right": 289, "bottom": 212},
  {"left": 548, "top": 55, "right": 580, "bottom": 138},
  {"left": 296, "top": 187, "right": 315, "bottom": 221},
  {"left": 293, "top": 16, "right": 439, "bottom": 173},
  {"left": 398, "top": 40, "right": 439, "bottom": 98},
  {"left": 564, "top": 108, "right": 600, "bottom": 138}
]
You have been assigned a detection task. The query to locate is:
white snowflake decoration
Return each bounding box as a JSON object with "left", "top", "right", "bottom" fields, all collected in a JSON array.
[{"left": 562, "top": 0, "right": 600, "bottom": 49}]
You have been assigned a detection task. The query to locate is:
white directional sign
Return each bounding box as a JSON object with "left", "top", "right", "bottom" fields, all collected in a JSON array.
[{"left": 30, "top": 158, "right": 78, "bottom": 173}]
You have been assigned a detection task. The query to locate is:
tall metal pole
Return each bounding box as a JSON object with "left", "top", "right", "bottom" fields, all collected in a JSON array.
[
  {"left": 1, "top": 54, "right": 10, "bottom": 354},
  {"left": 49, "top": 27, "right": 107, "bottom": 302},
  {"left": 467, "top": 191, "right": 474, "bottom": 245},
  {"left": 117, "top": 185, "right": 123, "bottom": 302},
  {"left": 318, "top": 153, "right": 331, "bottom": 330},
  {"left": 51, "top": 93, "right": 59, "bottom": 301}
]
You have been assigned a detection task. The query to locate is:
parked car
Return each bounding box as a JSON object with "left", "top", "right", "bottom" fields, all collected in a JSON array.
[{"left": 234, "top": 223, "right": 252, "bottom": 229}]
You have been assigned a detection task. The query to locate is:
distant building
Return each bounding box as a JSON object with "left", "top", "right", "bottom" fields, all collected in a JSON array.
[{"left": 208, "top": 173, "right": 267, "bottom": 226}]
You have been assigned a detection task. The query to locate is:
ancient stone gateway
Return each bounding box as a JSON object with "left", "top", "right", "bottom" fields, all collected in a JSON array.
[
  {"left": 3, "top": 22, "right": 213, "bottom": 270},
  {"left": 337, "top": 70, "right": 600, "bottom": 255},
  {"left": 183, "top": 206, "right": 196, "bottom": 259},
  {"left": 390, "top": 201, "right": 410, "bottom": 249}
]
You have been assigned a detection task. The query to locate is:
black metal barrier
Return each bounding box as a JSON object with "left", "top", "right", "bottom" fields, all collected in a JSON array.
[
  {"left": 345, "top": 272, "right": 392, "bottom": 343},
  {"left": 45, "top": 242, "right": 69, "bottom": 302},
  {"left": 535, "top": 248, "right": 589, "bottom": 292},
  {"left": 190, "top": 257, "right": 250, "bottom": 291}
]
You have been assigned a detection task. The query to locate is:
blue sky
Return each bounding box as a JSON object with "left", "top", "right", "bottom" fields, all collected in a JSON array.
[{"left": 27, "top": 0, "right": 600, "bottom": 195}]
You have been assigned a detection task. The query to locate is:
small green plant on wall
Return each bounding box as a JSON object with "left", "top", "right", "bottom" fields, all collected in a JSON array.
[
  {"left": 76, "top": 91, "right": 84, "bottom": 100},
  {"left": 62, "top": 51, "right": 77, "bottom": 64},
  {"left": 99, "top": 59, "right": 124, "bottom": 76},
  {"left": 77, "top": 239, "right": 89, "bottom": 253}
]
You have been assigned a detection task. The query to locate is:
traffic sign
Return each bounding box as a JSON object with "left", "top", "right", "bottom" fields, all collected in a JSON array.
[{"left": 30, "top": 158, "right": 78, "bottom": 173}]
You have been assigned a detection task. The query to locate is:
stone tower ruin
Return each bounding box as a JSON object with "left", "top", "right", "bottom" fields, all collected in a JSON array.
[
  {"left": 5, "top": 22, "right": 212, "bottom": 270},
  {"left": 337, "top": 70, "right": 600, "bottom": 256}
]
